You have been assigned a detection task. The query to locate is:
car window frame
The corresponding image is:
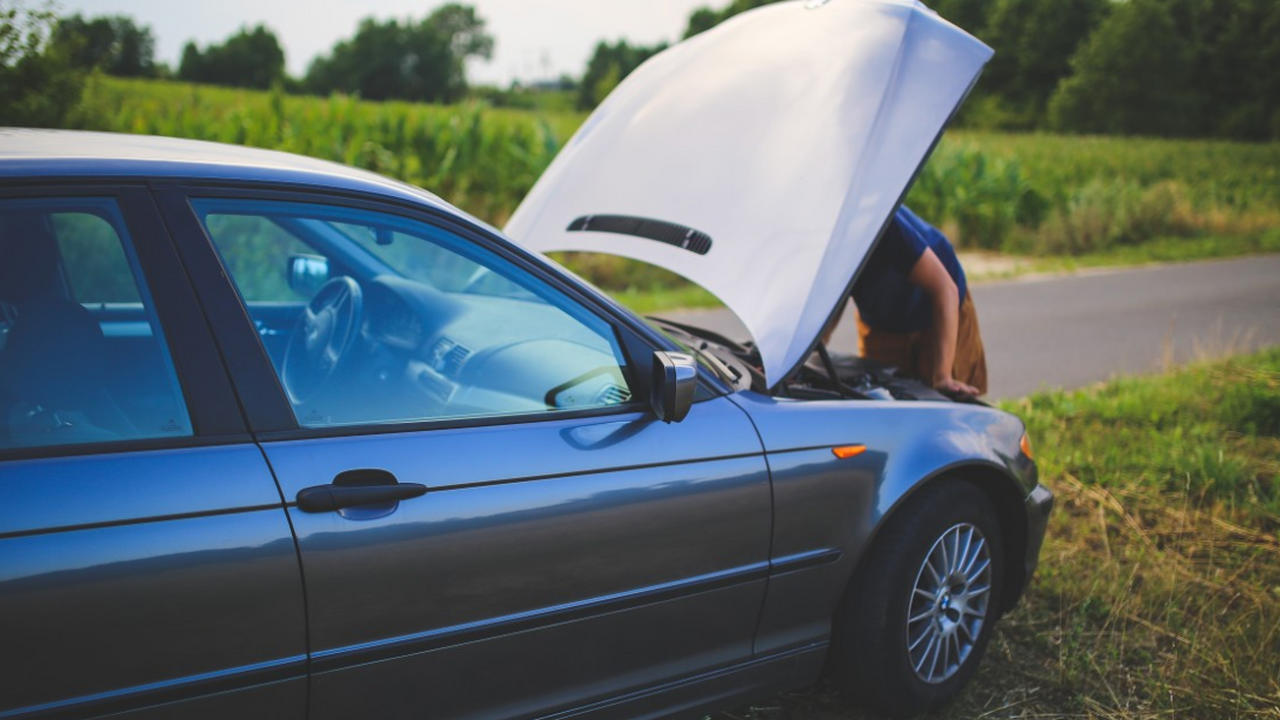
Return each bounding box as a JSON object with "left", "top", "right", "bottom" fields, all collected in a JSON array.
[
  {"left": 152, "top": 182, "right": 714, "bottom": 442},
  {"left": 0, "top": 182, "right": 249, "bottom": 462}
]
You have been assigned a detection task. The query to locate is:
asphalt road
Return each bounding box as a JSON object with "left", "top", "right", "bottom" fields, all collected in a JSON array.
[{"left": 665, "top": 254, "right": 1280, "bottom": 400}]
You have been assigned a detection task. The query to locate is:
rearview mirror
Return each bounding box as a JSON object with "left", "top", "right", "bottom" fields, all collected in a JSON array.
[
  {"left": 288, "top": 254, "right": 330, "bottom": 296},
  {"left": 651, "top": 351, "right": 697, "bottom": 423}
]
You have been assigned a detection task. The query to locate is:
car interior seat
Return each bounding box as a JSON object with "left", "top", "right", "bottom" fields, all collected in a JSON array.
[{"left": 0, "top": 211, "right": 139, "bottom": 449}]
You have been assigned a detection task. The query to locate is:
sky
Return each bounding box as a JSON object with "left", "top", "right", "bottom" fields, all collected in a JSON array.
[{"left": 56, "top": 0, "right": 715, "bottom": 86}]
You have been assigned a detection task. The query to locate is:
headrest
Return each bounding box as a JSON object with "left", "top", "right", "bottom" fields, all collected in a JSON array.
[
  {"left": 0, "top": 212, "right": 60, "bottom": 304},
  {"left": 0, "top": 298, "right": 107, "bottom": 408}
]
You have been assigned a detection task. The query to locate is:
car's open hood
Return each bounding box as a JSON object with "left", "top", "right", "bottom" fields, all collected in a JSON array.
[{"left": 504, "top": 0, "right": 992, "bottom": 388}]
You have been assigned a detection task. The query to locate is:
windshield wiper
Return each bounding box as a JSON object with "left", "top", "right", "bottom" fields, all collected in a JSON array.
[{"left": 693, "top": 340, "right": 743, "bottom": 386}]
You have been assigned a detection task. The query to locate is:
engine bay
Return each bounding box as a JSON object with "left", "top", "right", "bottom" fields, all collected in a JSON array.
[{"left": 648, "top": 317, "right": 977, "bottom": 405}]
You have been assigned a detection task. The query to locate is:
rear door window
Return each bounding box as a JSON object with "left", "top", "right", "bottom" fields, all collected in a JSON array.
[{"left": 0, "top": 198, "right": 192, "bottom": 450}]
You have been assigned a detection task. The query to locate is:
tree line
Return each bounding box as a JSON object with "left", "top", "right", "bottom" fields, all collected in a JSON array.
[
  {"left": 579, "top": 0, "right": 1280, "bottom": 141},
  {"left": 0, "top": 1, "right": 494, "bottom": 125},
  {"left": 4, "top": 0, "right": 1277, "bottom": 140}
]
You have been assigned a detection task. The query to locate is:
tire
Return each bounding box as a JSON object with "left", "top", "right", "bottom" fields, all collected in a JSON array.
[{"left": 829, "top": 479, "right": 1004, "bottom": 717}]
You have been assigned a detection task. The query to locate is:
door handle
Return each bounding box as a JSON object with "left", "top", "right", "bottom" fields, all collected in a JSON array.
[
  {"left": 296, "top": 480, "right": 427, "bottom": 513},
  {"left": 293, "top": 468, "right": 424, "bottom": 512}
]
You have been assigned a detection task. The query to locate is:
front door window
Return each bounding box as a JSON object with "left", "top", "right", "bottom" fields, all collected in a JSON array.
[{"left": 191, "top": 199, "right": 635, "bottom": 429}]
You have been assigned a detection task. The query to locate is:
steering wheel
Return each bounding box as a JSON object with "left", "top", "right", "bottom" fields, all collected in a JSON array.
[{"left": 282, "top": 276, "right": 364, "bottom": 404}]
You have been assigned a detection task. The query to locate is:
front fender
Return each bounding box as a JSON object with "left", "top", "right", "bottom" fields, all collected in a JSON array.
[{"left": 726, "top": 391, "right": 1036, "bottom": 656}]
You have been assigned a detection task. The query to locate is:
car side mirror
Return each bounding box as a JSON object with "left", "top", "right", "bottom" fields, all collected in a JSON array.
[
  {"left": 651, "top": 351, "right": 697, "bottom": 423},
  {"left": 288, "top": 254, "right": 330, "bottom": 297}
]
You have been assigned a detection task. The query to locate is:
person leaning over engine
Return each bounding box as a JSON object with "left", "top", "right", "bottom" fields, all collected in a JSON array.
[{"left": 829, "top": 206, "right": 987, "bottom": 396}]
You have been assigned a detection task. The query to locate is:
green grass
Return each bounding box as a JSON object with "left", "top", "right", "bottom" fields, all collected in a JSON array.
[
  {"left": 1010, "top": 349, "right": 1280, "bottom": 517},
  {"left": 610, "top": 284, "right": 721, "bottom": 315},
  {"left": 713, "top": 349, "right": 1280, "bottom": 719},
  {"left": 960, "top": 228, "right": 1280, "bottom": 283},
  {"left": 1044, "top": 228, "right": 1280, "bottom": 271}
]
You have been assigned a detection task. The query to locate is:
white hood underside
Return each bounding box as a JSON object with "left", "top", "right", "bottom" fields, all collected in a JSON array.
[{"left": 505, "top": 0, "right": 992, "bottom": 388}]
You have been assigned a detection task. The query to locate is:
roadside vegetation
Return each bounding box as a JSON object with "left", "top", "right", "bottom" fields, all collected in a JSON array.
[
  {"left": 961, "top": 229, "right": 1280, "bottom": 284},
  {"left": 908, "top": 133, "right": 1280, "bottom": 257},
  {"left": 714, "top": 348, "right": 1280, "bottom": 720},
  {"left": 67, "top": 76, "right": 1280, "bottom": 311},
  {"left": 76, "top": 76, "right": 576, "bottom": 225}
]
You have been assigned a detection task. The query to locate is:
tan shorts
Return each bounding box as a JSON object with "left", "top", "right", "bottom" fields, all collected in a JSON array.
[{"left": 856, "top": 293, "right": 988, "bottom": 395}]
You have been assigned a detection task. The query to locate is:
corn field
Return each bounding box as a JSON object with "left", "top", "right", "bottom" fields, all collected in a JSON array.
[{"left": 77, "top": 77, "right": 580, "bottom": 226}]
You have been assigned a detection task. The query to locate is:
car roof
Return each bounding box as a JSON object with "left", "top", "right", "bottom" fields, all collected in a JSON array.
[{"left": 0, "top": 128, "right": 455, "bottom": 213}]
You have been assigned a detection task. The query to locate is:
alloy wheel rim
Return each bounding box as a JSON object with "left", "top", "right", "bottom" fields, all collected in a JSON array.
[{"left": 906, "top": 522, "right": 992, "bottom": 684}]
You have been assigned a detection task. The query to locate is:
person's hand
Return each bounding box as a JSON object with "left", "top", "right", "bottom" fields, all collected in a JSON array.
[{"left": 933, "top": 376, "right": 980, "bottom": 397}]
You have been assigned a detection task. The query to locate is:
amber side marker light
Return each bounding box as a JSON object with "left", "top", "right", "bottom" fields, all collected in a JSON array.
[
  {"left": 1020, "top": 433, "right": 1034, "bottom": 460},
  {"left": 832, "top": 445, "right": 867, "bottom": 459}
]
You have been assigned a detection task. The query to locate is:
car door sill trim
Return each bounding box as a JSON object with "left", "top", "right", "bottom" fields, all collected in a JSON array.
[
  {"left": 771, "top": 548, "right": 842, "bottom": 574},
  {"left": 535, "top": 641, "right": 829, "bottom": 720},
  {"left": 0, "top": 655, "right": 306, "bottom": 720},
  {"left": 311, "top": 562, "right": 773, "bottom": 673}
]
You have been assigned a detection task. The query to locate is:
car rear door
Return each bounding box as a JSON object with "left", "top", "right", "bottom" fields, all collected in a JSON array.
[
  {"left": 156, "top": 187, "right": 773, "bottom": 720},
  {"left": 0, "top": 186, "right": 307, "bottom": 719}
]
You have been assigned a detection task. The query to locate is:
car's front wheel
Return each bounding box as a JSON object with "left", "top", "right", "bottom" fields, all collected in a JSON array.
[{"left": 830, "top": 479, "right": 1004, "bottom": 717}]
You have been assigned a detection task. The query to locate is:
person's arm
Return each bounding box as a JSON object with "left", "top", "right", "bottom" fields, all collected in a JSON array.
[{"left": 908, "top": 247, "right": 979, "bottom": 396}]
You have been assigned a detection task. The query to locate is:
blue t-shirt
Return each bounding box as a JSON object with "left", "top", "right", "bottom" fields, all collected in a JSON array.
[{"left": 851, "top": 206, "right": 967, "bottom": 334}]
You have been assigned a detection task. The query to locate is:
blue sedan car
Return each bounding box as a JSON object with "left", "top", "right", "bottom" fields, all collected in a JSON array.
[{"left": 0, "top": 4, "right": 1050, "bottom": 719}]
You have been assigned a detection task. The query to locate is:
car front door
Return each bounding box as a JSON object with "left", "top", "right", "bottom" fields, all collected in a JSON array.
[
  {"left": 158, "top": 189, "right": 773, "bottom": 720},
  {"left": 0, "top": 188, "right": 307, "bottom": 719}
]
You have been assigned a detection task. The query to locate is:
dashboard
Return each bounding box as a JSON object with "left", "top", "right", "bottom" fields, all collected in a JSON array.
[{"left": 325, "top": 274, "right": 634, "bottom": 425}]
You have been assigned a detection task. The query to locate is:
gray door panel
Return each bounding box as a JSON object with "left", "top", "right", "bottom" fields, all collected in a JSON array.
[
  {"left": 0, "top": 446, "right": 307, "bottom": 718},
  {"left": 309, "top": 585, "right": 763, "bottom": 720},
  {"left": 265, "top": 398, "right": 771, "bottom": 719}
]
